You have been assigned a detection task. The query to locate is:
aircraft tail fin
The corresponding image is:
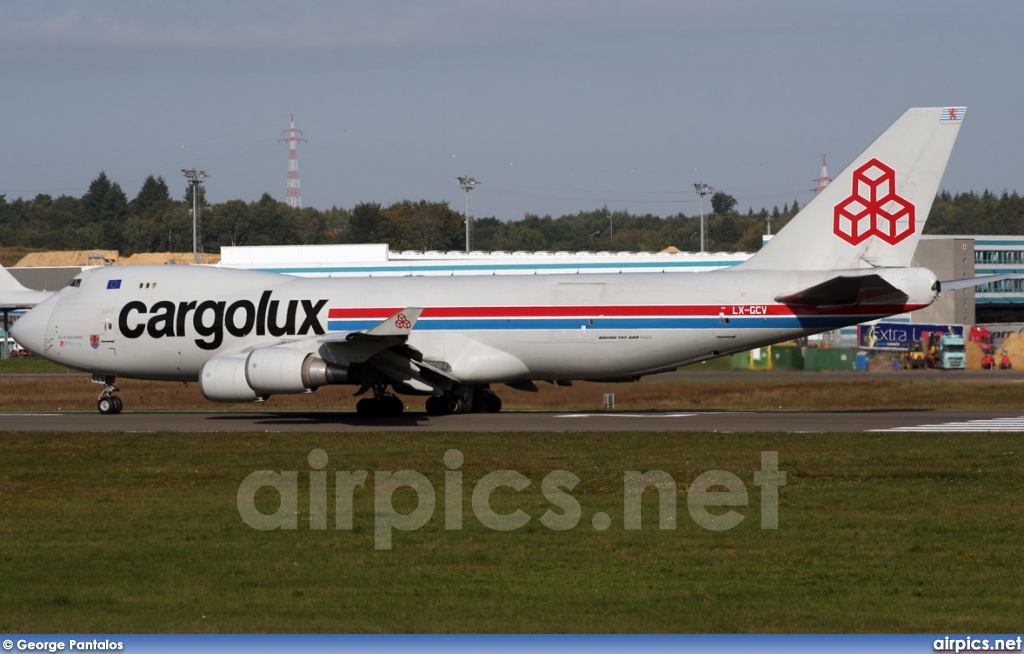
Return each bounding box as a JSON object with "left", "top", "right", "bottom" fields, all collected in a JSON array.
[
  {"left": 0, "top": 264, "right": 55, "bottom": 310},
  {"left": 739, "top": 107, "right": 965, "bottom": 272},
  {"left": 0, "top": 264, "right": 29, "bottom": 293}
]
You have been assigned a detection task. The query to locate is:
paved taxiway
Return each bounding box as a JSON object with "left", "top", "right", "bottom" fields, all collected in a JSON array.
[
  {"left": 4, "top": 368, "right": 1024, "bottom": 432},
  {"left": 4, "top": 408, "right": 1024, "bottom": 433}
]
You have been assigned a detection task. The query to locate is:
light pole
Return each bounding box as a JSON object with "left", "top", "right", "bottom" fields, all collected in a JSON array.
[
  {"left": 458, "top": 176, "right": 480, "bottom": 253},
  {"left": 182, "top": 169, "right": 209, "bottom": 264},
  {"left": 693, "top": 182, "right": 713, "bottom": 253}
]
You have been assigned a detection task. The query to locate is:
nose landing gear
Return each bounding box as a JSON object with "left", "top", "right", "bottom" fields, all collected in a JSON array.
[{"left": 92, "top": 374, "right": 123, "bottom": 415}]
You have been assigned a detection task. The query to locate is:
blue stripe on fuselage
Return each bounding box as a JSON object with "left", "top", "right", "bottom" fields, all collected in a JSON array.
[{"left": 326, "top": 315, "right": 878, "bottom": 332}]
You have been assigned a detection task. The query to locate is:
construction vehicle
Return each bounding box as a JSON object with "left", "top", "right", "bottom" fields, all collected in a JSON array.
[
  {"left": 900, "top": 342, "right": 927, "bottom": 369},
  {"left": 982, "top": 350, "right": 997, "bottom": 369},
  {"left": 969, "top": 325, "right": 996, "bottom": 355},
  {"left": 923, "top": 331, "right": 967, "bottom": 370}
]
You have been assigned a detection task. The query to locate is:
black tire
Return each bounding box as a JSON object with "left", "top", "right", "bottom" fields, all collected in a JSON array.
[
  {"left": 111, "top": 396, "right": 124, "bottom": 414},
  {"left": 356, "top": 397, "right": 378, "bottom": 417},
  {"left": 445, "top": 396, "right": 467, "bottom": 415},
  {"left": 425, "top": 396, "right": 445, "bottom": 415},
  {"left": 475, "top": 391, "right": 502, "bottom": 413},
  {"left": 98, "top": 397, "right": 115, "bottom": 415},
  {"left": 384, "top": 395, "right": 404, "bottom": 416}
]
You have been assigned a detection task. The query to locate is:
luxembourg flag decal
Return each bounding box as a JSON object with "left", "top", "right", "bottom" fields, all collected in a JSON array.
[{"left": 941, "top": 107, "right": 966, "bottom": 121}]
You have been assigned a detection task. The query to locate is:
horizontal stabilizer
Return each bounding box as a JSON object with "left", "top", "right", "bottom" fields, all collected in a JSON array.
[
  {"left": 939, "top": 273, "right": 1024, "bottom": 292},
  {"left": 775, "top": 274, "right": 908, "bottom": 308}
]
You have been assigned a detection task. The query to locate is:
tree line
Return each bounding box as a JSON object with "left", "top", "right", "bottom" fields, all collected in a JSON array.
[{"left": 0, "top": 172, "right": 1021, "bottom": 256}]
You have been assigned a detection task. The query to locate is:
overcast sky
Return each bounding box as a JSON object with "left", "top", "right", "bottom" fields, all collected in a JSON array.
[{"left": 1, "top": 1, "right": 1021, "bottom": 221}]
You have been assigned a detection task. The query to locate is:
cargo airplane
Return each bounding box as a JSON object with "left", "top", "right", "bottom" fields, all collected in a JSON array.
[{"left": 3, "top": 107, "right": 973, "bottom": 416}]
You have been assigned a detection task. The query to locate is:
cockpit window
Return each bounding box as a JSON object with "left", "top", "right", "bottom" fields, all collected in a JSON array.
[{"left": 65, "top": 278, "right": 82, "bottom": 288}]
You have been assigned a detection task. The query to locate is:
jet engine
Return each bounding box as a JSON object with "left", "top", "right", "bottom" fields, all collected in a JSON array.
[{"left": 200, "top": 347, "right": 352, "bottom": 402}]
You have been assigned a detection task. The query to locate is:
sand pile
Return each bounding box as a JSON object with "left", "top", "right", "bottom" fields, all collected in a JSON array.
[
  {"left": 14, "top": 250, "right": 119, "bottom": 267},
  {"left": 13, "top": 251, "right": 221, "bottom": 267},
  {"left": 119, "top": 252, "right": 220, "bottom": 265},
  {"left": 998, "top": 333, "right": 1024, "bottom": 368},
  {"left": 965, "top": 341, "right": 987, "bottom": 369}
]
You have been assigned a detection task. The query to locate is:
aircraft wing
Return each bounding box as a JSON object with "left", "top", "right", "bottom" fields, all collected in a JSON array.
[
  {"left": 224, "top": 306, "right": 454, "bottom": 397},
  {"left": 774, "top": 274, "right": 908, "bottom": 308},
  {"left": 312, "top": 307, "right": 452, "bottom": 394}
]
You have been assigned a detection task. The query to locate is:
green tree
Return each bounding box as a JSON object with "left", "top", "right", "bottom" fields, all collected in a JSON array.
[
  {"left": 348, "top": 202, "right": 383, "bottom": 243},
  {"left": 379, "top": 201, "right": 463, "bottom": 251},
  {"left": 132, "top": 175, "right": 171, "bottom": 216},
  {"left": 711, "top": 192, "right": 737, "bottom": 215},
  {"left": 206, "top": 200, "right": 250, "bottom": 250}
]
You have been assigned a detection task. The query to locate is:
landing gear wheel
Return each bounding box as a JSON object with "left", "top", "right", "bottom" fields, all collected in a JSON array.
[
  {"left": 383, "top": 394, "right": 404, "bottom": 416},
  {"left": 445, "top": 396, "right": 468, "bottom": 415},
  {"left": 425, "top": 396, "right": 446, "bottom": 416},
  {"left": 474, "top": 390, "right": 502, "bottom": 413},
  {"left": 93, "top": 374, "right": 122, "bottom": 415},
  {"left": 98, "top": 396, "right": 122, "bottom": 414},
  {"left": 356, "top": 393, "right": 405, "bottom": 418},
  {"left": 356, "top": 397, "right": 379, "bottom": 417}
]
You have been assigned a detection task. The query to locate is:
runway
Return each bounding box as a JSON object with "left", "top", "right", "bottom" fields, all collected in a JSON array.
[{"left": 5, "top": 408, "right": 1024, "bottom": 432}]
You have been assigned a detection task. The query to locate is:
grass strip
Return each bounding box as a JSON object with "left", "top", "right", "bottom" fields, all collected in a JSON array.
[{"left": 1, "top": 430, "right": 1021, "bottom": 632}]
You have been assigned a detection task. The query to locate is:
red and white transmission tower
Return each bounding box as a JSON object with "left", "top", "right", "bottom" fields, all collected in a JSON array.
[
  {"left": 279, "top": 114, "right": 307, "bottom": 208},
  {"left": 811, "top": 154, "right": 832, "bottom": 193}
]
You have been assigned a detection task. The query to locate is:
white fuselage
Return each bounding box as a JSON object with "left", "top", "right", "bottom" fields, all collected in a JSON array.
[{"left": 13, "top": 264, "right": 937, "bottom": 384}]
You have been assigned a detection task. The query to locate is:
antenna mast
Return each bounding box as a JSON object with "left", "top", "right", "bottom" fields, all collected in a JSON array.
[
  {"left": 812, "top": 154, "right": 832, "bottom": 193},
  {"left": 279, "top": 114, "right": 307, "bottom": 208}
]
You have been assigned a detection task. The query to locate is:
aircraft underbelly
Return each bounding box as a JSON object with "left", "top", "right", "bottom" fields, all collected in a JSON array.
[{"left": 416, "top": 326, "right": 804, "bottom": 381}]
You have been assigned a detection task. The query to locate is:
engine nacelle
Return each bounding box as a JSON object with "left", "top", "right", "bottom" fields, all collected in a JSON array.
[
  {"left": 199, "top": 347, "right": 353, "bottom": 403},
  {"left": 200, "top": 355, "right": 261, "bottom": 403},
  {"left": 245, "top": 347, "right": 351, "bottom": 395}
]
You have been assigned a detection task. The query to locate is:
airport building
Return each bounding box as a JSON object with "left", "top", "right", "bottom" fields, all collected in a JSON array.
[{"left": 8, "top": 236, "right": 1024, "bottom": 329}]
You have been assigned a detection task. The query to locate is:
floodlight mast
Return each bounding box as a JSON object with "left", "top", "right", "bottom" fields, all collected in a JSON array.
[
  {"left": 182, "top": 169, "right": 209, "bottom": 264},
  {"left": 693, "top": 182, "right": 713, "bottom": 253},
  {"left": 458, "top": 176, "right": 480, "bottom": 253}
]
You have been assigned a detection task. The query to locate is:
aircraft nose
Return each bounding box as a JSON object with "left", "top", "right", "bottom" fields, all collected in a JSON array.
[{"left": 11, "top": 296, "right": 56, "bottom": 355}]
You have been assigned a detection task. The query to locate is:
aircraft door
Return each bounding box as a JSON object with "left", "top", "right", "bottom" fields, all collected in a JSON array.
[
  {"left": 97, "top": 309, "right": 118, "bottom": 355},
  {"left": 713, "top": 311, "right": 737, "bottom": 340}
]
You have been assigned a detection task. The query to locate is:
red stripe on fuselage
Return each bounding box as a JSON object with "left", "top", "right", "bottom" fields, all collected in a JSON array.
[{"left": 326, "top": 304, "right": 928, "bottom": 319}]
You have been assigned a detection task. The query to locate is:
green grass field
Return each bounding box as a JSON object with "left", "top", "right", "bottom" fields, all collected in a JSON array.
[{"left": 1, "top": 430, "right": 1021, "bottom": 633}]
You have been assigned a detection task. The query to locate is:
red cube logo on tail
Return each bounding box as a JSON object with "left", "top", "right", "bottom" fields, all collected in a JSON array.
[{"left": 833, "top": 158, "right": 915, "bottom": 246}]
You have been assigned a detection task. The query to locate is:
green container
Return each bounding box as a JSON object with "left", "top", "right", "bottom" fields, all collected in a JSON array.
[
  {"left": 771, "top": 344, "right": 805, "bottom": 370},
  {"left": 749, "top": 346, "right": 773, "bottom": 370},
  {"left": 731, "top": 347, "right": 775, "bottom": 370},
  {"left": 802, "top": 347, "right": 858, "bottom": 371},
  {"left": 730, "top": 351, "right": 751, "bottom": 370}
]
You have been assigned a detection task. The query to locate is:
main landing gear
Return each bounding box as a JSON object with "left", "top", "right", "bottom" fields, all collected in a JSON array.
[
  {"left": 425, "top": 387, "right": 502, "bottom": 416},
  {"left": 355, "top": 384, "right": 405, "bottom": 418},
  {"left": 354, "top": 383, "right": 503, "bottom": 418},
  {"left": 92, "top": 374, "right": 123, "bottom": 415}
]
